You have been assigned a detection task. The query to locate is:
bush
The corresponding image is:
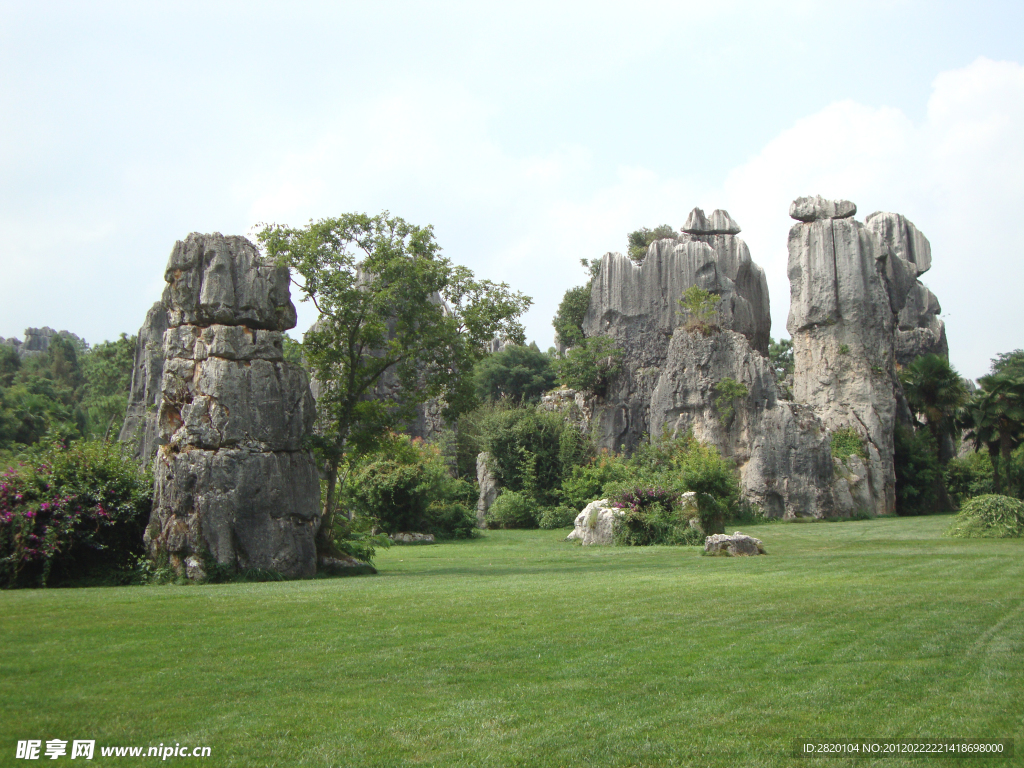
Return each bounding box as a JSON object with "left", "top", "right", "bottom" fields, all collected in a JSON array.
[
  {"left": 553, "top": 336, "right": 623, "bottom": 395},
  {"left": 486, "top": 490, "right": 536, "bottom": 529},
  {"left": 607, "top": 485, "right": 702, "bottom": 546},
  {"left": 946, "top": 451, "right": 995, "bottom": 506},
  {"left": 559, "top": 453, "right": 629, "bottom": 510},
  {"left": 831, "top": 427, "right": 867, "bottom": 460},
  {"left": 894, "top": 424, "right": 941, "bottom": 516},
  {"left": 346, "top": 436, "right": 478, "bottom": 539},
  {"left": 945, "top": 494, "right": 1024, "bottom": 538},
  {"left": 0, "top": 438, "right": 153, "bottom": 588},
  {"left": 678, "top": 285, "right": 721, "bottom": 335},
  {"left": 538, "top": 505, "right": 578, "bottom": 530},
  {"left": 482, "top": 406, "right": 592, "bottom": 509},
  {"left": 552, "top": 284, "right": 591, "bottom": 349}
]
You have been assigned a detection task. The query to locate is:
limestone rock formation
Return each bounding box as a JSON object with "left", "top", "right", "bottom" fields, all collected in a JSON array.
[
  {"left": 863, "top": 212, "right": 947, "bottom": 365},
  {"left": 143, "top": 233, "right": 320, "bottom": 579},
  {"left": 650, "top": 330, "right": 837, "bottom": 518},
  {"left": 786, "top": 201, "right": 929, "bottom": 516},
  {"left": 476, "top": 452, "right": 500, "bottom": 527},
  {"left": 118, "top": 302, "right": 168, "bottom": 463},
  {"left": 1, "top": 327, "right": 86, "bottom": 359},
  {"left": 582, "top": 208, "right": 769, "bottom": 453},
  {"left": 565, "top": 499, "right": 619, "bottom": 545},
  {"left": 789, "top": 196, "right": 857, "bottom": 222},
  {"left": 704, "top": 532, "right": 765, "bottom": 556}
]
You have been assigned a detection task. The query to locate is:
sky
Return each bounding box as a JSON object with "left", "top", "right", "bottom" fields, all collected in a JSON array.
[{"left": 1, "top": 1, "right": 1022, "bottom": 381}]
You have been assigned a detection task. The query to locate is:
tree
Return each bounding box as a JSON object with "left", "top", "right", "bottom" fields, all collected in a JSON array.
[
  {"left": 473, "top": 343, "right": 555, "bottom": 404},
  {"left": 768, "top": 337, "right": 794, "bottom": 379},
  {"left": 258, "top": 212, "right": 532, "bottom": 555},
  {"left": 627, "top": 225, "right": 676, "bottom": 263},
  {"left": 553, "top": 335, "right": 622, "bottom": 396},
  {"left": 900, "top": 353, "right": 968, "bottom": 467},
  {"left": 678, "top": 285, "right": 721, "bottom": 334},
  {"left": 966, "top": 372, "right": 1024, "bottom": 497}
]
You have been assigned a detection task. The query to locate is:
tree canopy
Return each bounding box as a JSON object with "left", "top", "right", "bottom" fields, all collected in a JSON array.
[
  {"left": 473, "top": 343, "right": 555, "bottom": 405},
  {"left": 258, "top": 212, "right": 532, "bottom": 555}
]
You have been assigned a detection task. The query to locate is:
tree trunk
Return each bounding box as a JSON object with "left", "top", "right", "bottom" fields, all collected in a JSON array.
[
  {"left": 999, "top": 427, "right": 1015, "bottom": 497},
  {"left": 316, "top": 462, "right": 341, "bottom": 556},
  {"left": 988, "top": 442, "right": 1002, "bottom": 495}
]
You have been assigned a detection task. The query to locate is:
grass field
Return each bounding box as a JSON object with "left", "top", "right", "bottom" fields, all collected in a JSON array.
[{"left": 1, "top": 515, "right": 1022, "bottom": 767}]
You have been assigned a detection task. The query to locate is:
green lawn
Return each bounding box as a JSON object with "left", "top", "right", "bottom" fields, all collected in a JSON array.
[{"left": 1, "top": 516, "right": 1022, "bottom": 767}]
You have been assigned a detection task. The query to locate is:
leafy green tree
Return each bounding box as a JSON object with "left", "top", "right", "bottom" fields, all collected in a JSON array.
[
  {"left": 473, "top": 343, "right": 556, "bottom": 404},
  {"left": 678, "top": 285, "right": 721, "bottom": 334},
  {"left": 768, "top": 337, "right": 794, "bottom": 379},
  {"left": 258, "top": 212, "right": 531, "bottom": 555},
  {"left": 553, "top": 284, "right": 590, "bottom": 349},
  {"left": 627, "top": 225, "right": 676, "bottom": 263},
  {"left": 991, "top": 349, "right": 1024, "bottom": 378},
  {"left": 0, "top": 345, "right": 19, "bottom": 387},
  {"left": 79, "top": 334, "right": 136, "bottom": 439},
  {"left": 553, "top": 335, "right": 623, "bottom": 396}
]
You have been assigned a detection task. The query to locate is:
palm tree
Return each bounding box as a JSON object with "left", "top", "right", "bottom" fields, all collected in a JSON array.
[
  {"left": 961, "top": 372, "right": 1024, "bottom": 496},
  {"left": 900, "top": 354, "right": 968, "bottom": 510},
  {"left": 900, "top": 354, "right": 968, "bottom": 464}
]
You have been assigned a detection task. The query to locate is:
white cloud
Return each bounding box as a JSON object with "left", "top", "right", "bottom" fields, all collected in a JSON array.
[{"left": 234, "top": 58, "right": 1024, "bottom": 379}]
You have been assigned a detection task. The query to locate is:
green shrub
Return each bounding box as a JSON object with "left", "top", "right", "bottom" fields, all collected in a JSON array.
[
  {"left": 559, "top": 453, "right": 629, "bottom": 510},
  {"left": 944, "top": 494, "right": 1024, "bottom": 538},
  {"left": 894, "top": 424, "right": 941, "bottom": 516},
  {"left": 552, "top": 284, "right": 591, "bottom": 349},
  {"left": 472, "top": 343, "right": 556, "bottom": 405},
  {"left": 627, "top": 225, "right": 676, "bottom": 263},
  {"left": 482, "top": 406, "right": 592, "bottom": 508},
  {"left": 538, "top": 505, "right": 579, "bottom": 530},
  {"left": 486, "top": 490, "right": 536, "bottom": 529},
  {"left": 553, "top": 336, "right": 623, "bottom": 395},
  {"left": 346, "top": 436, "right": 477, "bottom": 539},
  {"left": 678, "top": 285, "right": 721, "bottom": 335},
  {"left": 946, "top": 451, "right": 995, "bottom": 506},
  {"left": 830, "top": 427, "right": 867, "bottom": 460},
  {"left": 607, "top": 485, "right": 702, "bottom": 546},
  {"left": 0, "top": 438, "right": 153, "bottom": 588},
  {"left": 714, "top": 378, "right": 748, "bottom": 426}
]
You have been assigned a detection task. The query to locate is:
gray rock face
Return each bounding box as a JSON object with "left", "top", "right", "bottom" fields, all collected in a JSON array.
[
  {"left": 789, "top": 195, "right": 857, "bottom": 222},
  {"left": 476, "top": 452, "right": 500, "bottom": 527},
  {"left": 786, "top": 202, "right": 922, "bottom": 516},
  {"left": 863, "top": 212, "right": 947, "bottom": 365},
  {"left": 118, "top": 302, "right": 168, "bottom": 463},
  {"left": 704, "top": 532, "right": 765, "bottom": 556},
  {"left": 0, "top": 327, "right": 86, "bottom": 359},
  {"left": 582, "top": 208, "right": 770, "bottom": 453},
  {"left": 565, "top": 499, "right": 619, "bottom": 545},
  {"left": 650, "top": 329, "right": 837, "bottom": 519},
  {"left": 143, "top": 233, "right": 320, "bottom": 580},
  {"left": 163, "top": 233, "right": 297, "bottom": 331}
]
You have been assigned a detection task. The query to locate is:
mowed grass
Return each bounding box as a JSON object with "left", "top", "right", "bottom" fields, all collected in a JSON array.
[{"left": 1, "top": 516, "right": 1022, "bottom": 768}]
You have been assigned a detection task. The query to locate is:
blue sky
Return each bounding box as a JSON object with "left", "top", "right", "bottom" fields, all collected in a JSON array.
[{"left": 1, "top": 1, "right": 1022, "bottom": 379}]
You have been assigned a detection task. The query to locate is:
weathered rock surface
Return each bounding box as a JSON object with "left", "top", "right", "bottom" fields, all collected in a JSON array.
[
  {"left": 789, "top": 195, "right": 857, "bottom": 222},
  {"left": 566, "top": 499, "right": 620, "bottom": 545},
  {"left": 704, "top": 532, "right": 765, "bottom": 556},
  {"left": 119, "top": 302, "right": 169, "bottom": 463},
  {"left": 0, "top": 327, "right": 86, "bottom": 359},
  {"left": 163, "top": 233, "right": 297, "bottom": 331},
  {"left": 476, "top": 452, "right": 500, "bottom": 527},
  {"left": 582, "top": 208, "right": 769, "bottom": 453},
  {"left": 650, "top": 329, "right": 838, "bottom": 518},
  {"left": 149, "top": 448, "right": 320, "bottom": 577},
  {"left": 786, "top": 200, "right": 923, "bottom": 516},
  {"left": 143, "top": 233, "right": 320, "bottom": 580},
  {"left": 863, "top": 212, "right": 947, "bottom": 365},
  {"left": 390, "top": 532, "right": 436, "bottom": 543}
]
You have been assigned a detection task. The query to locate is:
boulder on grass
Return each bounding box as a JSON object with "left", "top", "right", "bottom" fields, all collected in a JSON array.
[
  {"left": 566, "top": 499, "right": 621, "bottom": 546},
  {"left": 390, "top": 532, "right": 436, "bottom": 544},
  {"left": 704, "top": 532, "right": 766, "bottom": 556}
]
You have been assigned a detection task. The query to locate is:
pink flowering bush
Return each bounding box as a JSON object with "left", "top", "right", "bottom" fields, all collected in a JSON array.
[{"left": 0, "top": 439, "right": 152, "bottom": 587}]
